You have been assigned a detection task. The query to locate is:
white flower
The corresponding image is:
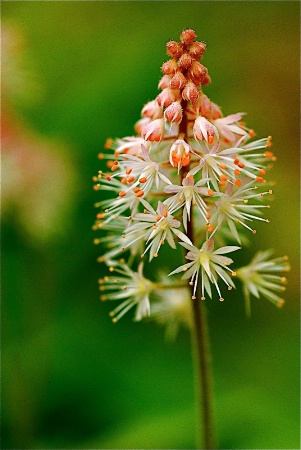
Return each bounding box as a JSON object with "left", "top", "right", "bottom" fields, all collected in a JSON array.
[
  {"left": 209, "top": 179, "right": 272, "bottom": 241},
  {"left": 117, "top": 144, "right": 172, "bottom": 196},
  {"left": 213, "top": 113, "right": 248, "bottom": 145},
  {"left": 123, "top": 200, "right": 192, "bottom": 261},
  {"left": 164, "top": 175, "right": 216, "bottom": 231},
  {"left": 188, "top": 140, "right": 272, "bottom": 191},
  {"left": 236, "top": 250, "right": 290, "bottom": 315},
  {"left": 169, "top": 239, "right": 240, "bottom": 300},
  {"left": 99, "top": 262, "right": 153, "bottom": 322},
  {"left": 113, "top": 136, "right": 150, "bottom": 156}
]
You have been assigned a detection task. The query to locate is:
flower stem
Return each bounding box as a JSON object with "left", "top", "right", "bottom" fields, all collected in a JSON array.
[
  {"left": 180, "top": 99, "right": 217, "bottom": 449},
  {"left": 190, "top": 291, "right": 217, "bottom": 449}
]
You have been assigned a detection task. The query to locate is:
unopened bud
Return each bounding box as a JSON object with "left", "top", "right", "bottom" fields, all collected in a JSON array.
[
  {"left": 178, "top": 53, "right": 193, "bottom": 69},
  {"left": 169, "top": 139, "right": 192, "bottom": 169},
  {"left": 134, "top": 117, "right": 150, "bottom": 134},
  {"left": 170, "top": 72, "right": 187, "bottom": 90},
  {"left": 161, "top": 59, "right": 178, "bottom": 75},
  {"left": 187, "top": 61, "right": 207, "bottom": 85},
  {"left": 210, "top": 101, "right": 222, "bottom": 120},
  {"left": 193, "top": 116, "right": 218, "bottom": 144},
  {"left": 182, "top": 81, "right": 199, "bottom": 104},
  {"left": 158, "top": 74, "right": 172, "bottom": 90},
  {"left": 189, "top": 41, "right": 207, "bottom": 59},
  {"left": 164, "top": 101, "right": 183, "bottom": 123},
  {"left": 180, "top": 29, "right": 197, "bottom": 45},
  {"left": 202, "top": 73, "right": 211, "bottom": 86},
  {"left": 141, "top": 100, "right": 163, "bottom": 119},
  {"left": 166, "top": 41, "right": 184, "bottom": 59},
  {"left": 156, "top": 87, "right": 181, "bottom": 107},
  {"left": 141, "top": 118, "right": 165, "bottom": 142}
]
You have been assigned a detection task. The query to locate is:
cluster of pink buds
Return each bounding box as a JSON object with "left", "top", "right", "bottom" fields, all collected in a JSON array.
[{"left": 93, "top": 29, "right": 289, "bottom": 325}]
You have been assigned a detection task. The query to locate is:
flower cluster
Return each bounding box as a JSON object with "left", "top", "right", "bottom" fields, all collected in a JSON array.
[{"left": 94, "top": 29, "right": 289, "bottom": 327}]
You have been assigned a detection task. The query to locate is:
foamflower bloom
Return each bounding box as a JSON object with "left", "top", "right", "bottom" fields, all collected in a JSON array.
[
  {"left": 123, "top": 201, "right": 192, "bottom": 260},
  {"left": 169, "top": 239, "right": 240, "bottom": 300},
  {"left": 99, "top": 262, "right": 153, "bottom": 322},
  {"left": 236, "top": 250, "right": 290, "bottom": 315}
]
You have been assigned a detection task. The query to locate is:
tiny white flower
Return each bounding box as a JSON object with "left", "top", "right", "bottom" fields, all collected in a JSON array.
[
  {"left": 236, "top": 250, "right": 290, "bottom": 315},
  {"left": 99, "top": 262, "right": 153, "bottom": 322},
  {"left": 123, "top": 200, "right": 192, "bottom": 261},
  {"left": 169, "top": 239, "right": 240, "bottom": 300},
  {"left": 164, "top": 175, "right": 216, "bottom": 231}
]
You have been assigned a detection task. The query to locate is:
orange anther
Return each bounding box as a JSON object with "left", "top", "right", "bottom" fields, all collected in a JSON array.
[
  {"left": 107, "top": 160, "right": 114, "bottom": 168},
  {"left": 238, "top": 162, "right": 245, "bottom": 169},
  {"left": 121, "top": 178, "right": 127, "bottom": 184},
  {"left": 139, "top": 177, "right": 147, "bottom": 183},
  {"left": 111, "top": 165, "right": 118, "bottom": 172},
  {"left": 235, "top": 179, "right": 241, "bottom": 187},
  {"left": 182, "top": 155, "right": 191, "bottom": 166},
  {"left": 259, "top": 169, "right": 266, "bottom": 176},
  {"left": 98, "top": 153, "right": 104, "bottom": 159},
  {"left": 249, "top": 129, "right": 255, "bottom": 138},
  {"left": 104, "top": 138, "right": 113, "bottom": 149},
  {"left": 189, "top": 174, "right": 194, "bottom": 180},
  {"left": 126, "top": 168, "right": 132, "bottom": 175},
  {"left": 97, "top": 213, "right": 105, "bottom": 219},
  {"left": 206, "top": 213, "right": 211, "bottom": 219},
  {"left": 208, "top": 188, "right": 214, "bottom": 196},
  {"left": 163, "top": 211, "right": 168, "bottom": 218},
  {"left": 208, "top": 135, "right": 214, "bottom": 144},
  {"left": 234, "top": 158, "right": 239, "bottom": 165},
  {"left": 219, "top": 181, "right": 225, "bottom": 186},
  {"left": 265, "top": 151, "right": 274, "bottom": 158},
  {"left": 208, "top": 225, "right": 214, "bottom": 233},
  {"left": 256, "top": 176, "right": 265, "bottom": 183},
  {"left": 156, "top": 216, "right": 162, "bottom": 222},
  {"left": 133, "top": 187, "right": 140, "bottom": 193},
  {"left": 106, "top": 176, "right": 112, "bottom": 181},
  {"left": 135, "top": 190, "right": 144, "bottom": 197},
  {"left": 119, "top": 191, "right": 126, "bottom": 197},
  {"left": 127, "top": 176, "right": 135, "bottom": 183},
  {"left": 234, "top": 169, "right": 240, "bottom": 176},
  {"left": 220, "top": 174, "right": 228, "bottom": 181},
  {"left": 220, "top": 163, "right": 227, "bottom": 169}
]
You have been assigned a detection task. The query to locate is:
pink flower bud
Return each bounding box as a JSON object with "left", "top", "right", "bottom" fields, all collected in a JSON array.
[
  {"left": 141, "top": 118, "right": 165, "bottom": 142},
  {"left": 134, "top": 117, "right": 151, "bottom": 134},
  {"left": 198, "top": 94, "right": 212, "bottom": 117},
  {"left": 164, "top": 101, "right": 183, "bottom": 123},
  {"left": 161, "top": 59, "right": 178, "bottom": 75},
  {"left": 180, "top": 29, "right": 197, "bottom": 46},
  {"left": 193, "top": 116, "right": 218, "bottom": 144},
  {"left": 170, "top": 72, "right": 187, "bottom": 90},
  {"left": 210, "top": 102, "right": 222, "bottom": 120},
  {"left": 187, "top": 61, "right": 207, "bottom": 85},
  {"left": 178, "top": 53, "right": 193, "bottom": 69},
  {"left": 156, "top": 88, "right": 181, "bottom": 107},
  {"left": 169, "top": 139, "right": 192, "bottom": 169},
  {"left": 166, "top": 41, "right": 184, "bottom": 59},
  {"left": 158, "top": 74, "right": 172, "bottom": 90},
  {"left": 202, "top": 73, "right": 211, "bottom": 86},
  {"left": 189, "top": 41, "right": 207, "bottom": 59},
  {"left": 182, "top": 81, "right": 199, "bottom": 104},
  {"left": 141, "top": 100, "right": 163, "bottom": 119}
]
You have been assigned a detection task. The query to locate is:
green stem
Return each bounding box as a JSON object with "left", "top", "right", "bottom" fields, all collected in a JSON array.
[{"left": 190, "top": 291, "right": 217, "bottom": 449}]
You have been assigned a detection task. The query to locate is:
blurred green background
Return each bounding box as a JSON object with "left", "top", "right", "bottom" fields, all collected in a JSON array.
[{"left": 1, "top": 2, "right": 300, "bottom": 449}]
